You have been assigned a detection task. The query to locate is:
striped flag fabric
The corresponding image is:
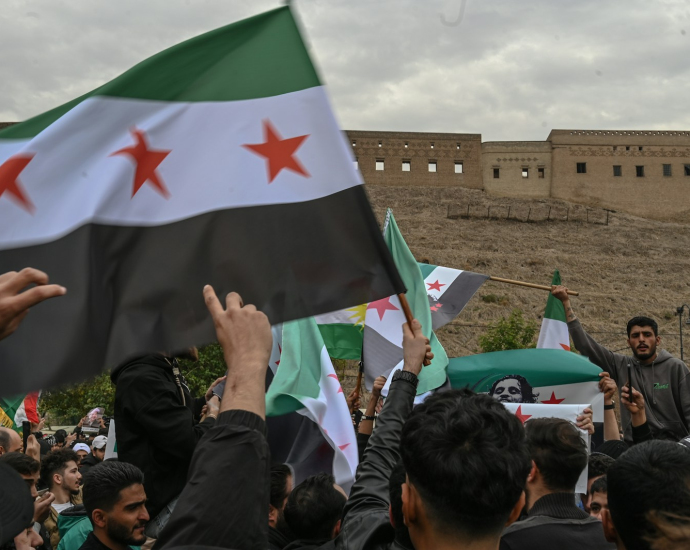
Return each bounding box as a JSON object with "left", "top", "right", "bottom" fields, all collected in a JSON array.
[
  {"left": 418, "top": 263, "right": 488, "bottom": 330},
  {"left": 362, "top": 210, "right": 448, "bottom": 395},
  {"left": 314, "top": 304, "right": 367, "bottom": 360},
  {"left": 537, "top": 270, "right": 571, "bottom": 350},
  {"left": 266, "top": 318, "right": 358, "bottom": 492},
  {"left": 447, "top": 348, "right": 605, "bottom": 421},
  {"left": 0, "top": 393, "right": 40, "bottom": 429},
  {"left": 0, "top": 6, "right": 403, "bottom": 396}
]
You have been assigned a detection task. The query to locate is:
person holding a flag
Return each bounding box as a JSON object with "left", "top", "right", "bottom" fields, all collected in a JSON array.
[{"left": 551, "top": 285, "right": 690, "bottom": 443}]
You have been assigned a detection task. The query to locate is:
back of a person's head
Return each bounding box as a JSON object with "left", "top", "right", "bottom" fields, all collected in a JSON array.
[
  {"left": 607, "top": 441, "right": 690, "bottom": 550},
  {"left": 596, "top": 440, "right": 629, "bottom": 460},
  {"left": 400, "top": 389, "right": 531, "bottom": 539},
  {"left": 525, "top": 417, "right": 587, "bottom": 492},
  {"left": 53, "top": 429, "right": 67, "bottom": 445},
  {"left": 269, "top": 464, "right": 292, "bottom": 511},
  {"left": 41, "top": 448, "right": 79, "bottom": 487},
  {"left": 0, "top": 452, "right": 39, "bottom": 477},
  {"left": 389, "top": 460, "right": 413, "bottom": 549},
  {"left": 82, "top": 461, "right": 144, "bottom": 521},
  {"left": 589, "top": 452, "right": 615, "bottom": 479},
  {"left": 284, "top": 473, "right": 346, "bottom": 541}
]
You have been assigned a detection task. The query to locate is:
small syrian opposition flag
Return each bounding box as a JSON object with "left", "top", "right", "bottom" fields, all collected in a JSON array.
[
  {"left": 0, "top": 6, "right": 404, "bottom": 395},
  {"left": 537, "top": 270, "right": 571, "bottom": 351},
  {"left": 266, "top": 318, "right": 358, "bottom": 492},
  {"left": 314, "top": 304, "right": 367, "bottom": 360},
  {"left": 448, "top": 348, "right": 605, "bottom": 421},
  {"left": 503, "top": 403, "right": 590, "bottom": 493},
  {"left": 418, "top": 263, "right": 488, "bottom": 330},
  {"left": 0, "top": 393, "right": 40, "bottom": 429},
  {"left": 362, "top": 210, "right": 448, "bottom": 395}
]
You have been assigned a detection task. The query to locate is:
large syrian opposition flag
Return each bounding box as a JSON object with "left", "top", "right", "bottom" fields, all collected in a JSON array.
[
  {"left": 0, "top": 6, "right": 403, "bottom": 395},
  {"left": 418, "top": 263, "right": 488, "bottom": 330},
  {"left": 266, "top": 318, "right": 358, "bottom": 492},
  {"left": 362, "top": 210, "right": 448, "bottom": 395},
  {"left": 448, "top": 348, "right": 605, "bottom": 421},
  {"left": 537, "top": 270, "right": 571, "bottom": 350}
]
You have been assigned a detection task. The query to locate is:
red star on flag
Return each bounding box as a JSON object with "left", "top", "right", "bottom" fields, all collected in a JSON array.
[
  {"left": 426, "top": 280, "right": 446, "bottom": 292},
  {"left": 515, "top": 405, "right": 532, "bottom": 424},
  {"left": 338, "top": 443, "right": 350, "bottom": 450},
  {"left": 328, "top": 373, "right": 344, "bottom": 393},
  {"left": 541, "top": 392, "right": 565, "bottom": 404},
  {"left": 275, "top": 343, "right": 282, "bottom": 367},
  {"left": 0, "top": 154, "right": 36, "bottom": 213},
  {"left": 111, "top": 128, "right": 171, "bottom": 198},
  {"left": 367, "top": 297, "right": 399, "bottom": 321},
  {"left": 560, "top": 343, "right": 571, "bottom": 351},
  {"left": 430, "top": 303, "right": 443, "bottom": 312},
  {"left": 243, "top": 120, "right": 310, "bottom": 183}
]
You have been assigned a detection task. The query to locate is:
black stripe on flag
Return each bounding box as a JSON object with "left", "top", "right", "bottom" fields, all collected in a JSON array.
[
  {"left": 428, "top": 271, "right": 489, "bottom": 330},
  {"left": 0, "top": 186, "right": 403, "bottom": 395}
]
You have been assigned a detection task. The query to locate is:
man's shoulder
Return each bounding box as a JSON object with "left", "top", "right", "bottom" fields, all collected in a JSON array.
[
  {"left": 503, "top": 513, "right": 601, "bottom": 535},
  {"left": 501, "top": 514, "right": 612, "bottom": 548}
]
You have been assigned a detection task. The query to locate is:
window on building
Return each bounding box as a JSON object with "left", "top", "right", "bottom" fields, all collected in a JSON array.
[
  {"left": 376, "top": 159, "right": 384, "bottom": 171},
  {"left": 625, "top": 146, "right": 630, "bottom": 151},
  {"left": 493, "top": 168, "right": 500, "bottom": 179},
  {"left": 639, "top": 146, "right": 643, "bottom": 151},
  {"left": 577, "top": 162, "right": 587, "bottom": 174},
  {"left": 378, "top": 141, "right": 382, "bottom": 147},
  {"left": 613, "top": 165, "right": 622, "bottom": 177},
  {"left": 636, "top": 165, "right": 645, "bottom": 177},
  {"left": 685, "top": 164, "right": 690, "bottom": 176},
  {"left": 538, "top": 167, "right": 545, "bottom": 178},
  {"left": 522, "top": 167, "right": 529, "bottom": 178},
  {"left": 613, "top": 146, "right": 617, "bottom": 151},
  {"left": 354, "top": 158, "right": 358, "bottom": 170},
  {"left": 428, "top": 161, "right": 437, "bottom": 172},
  {"left": 351, "top": 140, "right": 356, "bottom": 147},
  {"left": 402, "top": 160, "right": 411, "bottom": 172},
  {"left": 430, "top": 143, "right": 434, "bottom": 149},
  {"left": 454, "top": 161, "right": 463, "bottom": 174},
  {"left": 456, "top": 143, "right": 461, "bottom": 150},
  {"left": 404, "top": 142, "right": 408, "bottom": 148},
  {"left": 663, "top": 164, "right": 672, "bottom": 177}
]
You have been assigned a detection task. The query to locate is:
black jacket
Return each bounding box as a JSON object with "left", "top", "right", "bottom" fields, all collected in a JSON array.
[
  {"left": 155, "top": 410, "right": 270, "bottom": 550},
  {"left": 77, "top": 532, "right": 113, "bottom": 550},
  {"left": 79, "top": 453, "right": 101, "bottom": 478},
  {"left": 111, "top": 354, "right": 216, "bottom": 520},
  {"left": 500, "top": 493, "right": 615, "bottom": 550},
  {"left": 268, "top": 526, "right": 292, "bottom": 550},
  {"left": 335, "top": 374, "right": 416, "bottom": 550}
]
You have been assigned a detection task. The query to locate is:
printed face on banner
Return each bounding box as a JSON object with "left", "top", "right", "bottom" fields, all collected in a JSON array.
[{"left": 489, "top": 375, "right": 539, "bottom": 404}]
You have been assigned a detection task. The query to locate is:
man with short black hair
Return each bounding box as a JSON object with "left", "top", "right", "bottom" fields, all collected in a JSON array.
[
  {"left": 552, "top": 286, "right": 690, "bottom": 442},
  {"left": 41, "top": 449, "right": 83, "bottom": 547},
  {"left": 589, "top": 477, "right": 608, "bottom": 521},
  {"left": 603, "top": 440, "right": 690, "bottom": 549},
  {"left": 500, "top": 418, "right": 613, "bottom": 549},
  {"left": 283, "top": 473, "right": 347, "bottom": 549},
  {"left": 582, "top": 453, "right": 615, "bottom": 513},
  {"left": 79, "top": 461, "right": 149, "bottom": 550},
  {"left": 269, "top": 464, "right": 294, "bottom": 550},
  {"left": 80, "top": 437, "right": 107, "bottom": 478},
  {"left": 0, "top": 426, "right": 22, "bottom": 455},
  {"left": 0, "top": 452, "right": 55, "bottom": 525},
  {"left": 400, "top": 389, "right": 530, "bottom": 550}
]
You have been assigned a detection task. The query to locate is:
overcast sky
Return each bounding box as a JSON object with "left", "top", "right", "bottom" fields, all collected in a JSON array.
[{"left": 1, "top": 0, "right": 689, "bottom": 141}]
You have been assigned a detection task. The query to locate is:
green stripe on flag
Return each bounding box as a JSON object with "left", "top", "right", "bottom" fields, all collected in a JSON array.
[
  {"left": 0, "top": 6, "right": 320, "bottom": 141},
  {"left": 417, "top": 263, "right": 437, "bottom": 279},
  {"left": 317, "top": 323, "right": 363, "bottom": 360},
  {"left": 543, "top": 269, "right": 566, "bottom": 320}
]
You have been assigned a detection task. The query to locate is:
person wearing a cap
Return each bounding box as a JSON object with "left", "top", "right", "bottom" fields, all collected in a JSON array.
[
  {"left": 0, "top": 463, "right": 43, "bottom": 550},
  {"left": 79, "top": 437, "right": 107, "bottom": 478},
  {"left": 73, "top": 444, "right": 91, "bottom": 468}
]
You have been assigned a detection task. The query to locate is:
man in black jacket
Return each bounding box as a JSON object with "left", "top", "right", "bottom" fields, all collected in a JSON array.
[
  {"left": 500, "top": 418, "right": 614, "bottom": 550},
  {"left": 110, "top": 350, "right": 221, "bottom": 538},
  {"left": 269, "top": 464, "right": 294, "bottom": 550}
]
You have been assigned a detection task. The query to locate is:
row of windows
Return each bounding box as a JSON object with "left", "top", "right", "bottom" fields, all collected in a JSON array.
[
  {"left": 492, "top": 168, "right": 546, "bottom": 179},
  {"left": 576, "top": 162, "right": 690, "bottom": 177},
  {"left": 355, "top": 159, "right": 465, "bottom": 173},
  {"left": 352, "top": 140, "right": 463, "bottom": 150}
]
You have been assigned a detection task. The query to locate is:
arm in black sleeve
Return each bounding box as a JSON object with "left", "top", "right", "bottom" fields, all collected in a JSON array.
[
  {"left": 155, "top": 410, "right": 270, "bottom": 550},
  {"left": 356, "top": 432, "right": 371, "bottom": 463},
  {"left": 632, "top": 421, "right": 653, "bottom": 444}
]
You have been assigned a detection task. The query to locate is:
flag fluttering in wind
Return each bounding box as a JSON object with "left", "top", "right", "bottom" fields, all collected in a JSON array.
[
  {"left": 362, "top": 210, "right": 448, "bottom": 394},
  {"left": 0, "top": 6, "right": 403, "bottom": 396},
  {"left": 447, "top": 348, "right": 604, "bottom": 421},
  {"left": 315, "top": 305, "right": 367, "bottom": 360},
  {"left": 537, "top": 270, "right": 571, "bottom": 350},
  {"left": 0, "top": 392, "right": 40, "bottom": 429},
  {"left": 266, "top": 319, "right": 358, "bottom": 492}
]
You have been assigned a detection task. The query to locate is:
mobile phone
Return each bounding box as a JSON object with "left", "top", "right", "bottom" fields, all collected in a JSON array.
[
  {"left": 22, "top": 421, "right": 30, "bottom": 452},
  {"left": 627, "top": 365, "right": 634, "bottom": 400}
]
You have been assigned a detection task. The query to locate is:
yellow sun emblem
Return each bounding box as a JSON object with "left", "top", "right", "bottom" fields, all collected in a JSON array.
[{"left": 346, "top": 303, "right": 367, "bottom": 330}]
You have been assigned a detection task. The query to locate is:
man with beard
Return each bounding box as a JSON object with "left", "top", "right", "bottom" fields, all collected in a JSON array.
[
  {"left": 552, "top": 285, "right": 690, "bottom": 442},
  {"left": 42, "top": 449, "right": 83, "bottom": 548},
  {"left": 79, "top": 462, "right": 148, "bottom": 550},
  {"left": 269, "top": 464, "right": 294, "bottom": 549}
]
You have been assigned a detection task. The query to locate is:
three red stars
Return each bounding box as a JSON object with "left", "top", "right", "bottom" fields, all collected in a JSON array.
[
  {"left": 426, "top": 280, "right": 446, "bottom": 292},
  {"left": 367, "top": 296, "right": 399, "bottom": 321},
  {"left": 243, "top": 120, "right": 310, "bottom": 183},
  {"left": 0, "top": 154, "right": 36, "bottom": 213},
  {"left": 111, "top": 128, "right": 171, "bottom": 199},
  {"left": 430, "top": 302, "right": 443, "bottom": 312},
  {"left": 541, "top": 392, "right": 565, "bottom": 404},
  {"left": 515, "top": 405, "right": 532, "bottom": 424}
]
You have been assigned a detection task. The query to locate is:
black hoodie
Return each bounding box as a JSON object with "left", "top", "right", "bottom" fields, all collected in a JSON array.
[{"left": 110, "top": 354, "right": 215, "bottom": 520}]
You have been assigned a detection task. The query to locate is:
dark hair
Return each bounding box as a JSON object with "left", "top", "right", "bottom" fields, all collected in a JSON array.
[
  {"left": 525, "top": 418, "right": 587, "bottom": 492},
  {"left": 588, "top": 453, "right": 615, "bottom": 479},
  {"left": 627, "top": 316, "right": 658, "bottom": 337},
  {"left": 401, "top": 389, "right": 531, "bottom": 538},
  {"left": 284, "top": 473, "right": 346, "bottom": 541},
  {"left": 389, "top": 460, "right": 413, "bottom": 548},
  {"left": 608, "top": 441, "right": 690, "bottom": 550},
  {"left": 53, "top": 430, "right": 67, "bottom": 445},
  {"left": 41, "top": 448, "right": 79, "bottom": 487},
  {"left": 595, "top": 440, "right": 629, "bottom": 459},
  {"left": 270, "top": 464, "right": 292, "bottom": 511},
  {"left": 0, "top": 452, "right": 40, "bottom": 476},
  {"left": 82, "top": 461, "right": 144, "bottom": 521},
  {"left": 591, "top": 476, "right": 607, "bottom": 495},
  {"left": 489, "top": 375, "right": 539, "bottom": 403}
]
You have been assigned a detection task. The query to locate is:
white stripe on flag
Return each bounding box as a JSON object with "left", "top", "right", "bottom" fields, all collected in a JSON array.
[{"left": 423, "top": 266, "right": 462, "bottom": 300}]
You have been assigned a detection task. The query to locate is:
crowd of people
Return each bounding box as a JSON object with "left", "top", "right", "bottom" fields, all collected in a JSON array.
[{"left": 1, "top": 268, "right": 690, "bottom": 550}]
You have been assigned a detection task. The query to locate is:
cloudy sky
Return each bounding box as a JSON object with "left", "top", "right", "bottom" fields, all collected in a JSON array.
[{"left": 1, "top": 0, "right": 689, "bottom": 141}]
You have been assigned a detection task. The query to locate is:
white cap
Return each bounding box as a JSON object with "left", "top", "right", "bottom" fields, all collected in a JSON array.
[
  {"left": 73, "top": 443, "right": 91, "bottom": 454},
  {"left": 92, "top": 436, "right": 108, "bottom": 450}
]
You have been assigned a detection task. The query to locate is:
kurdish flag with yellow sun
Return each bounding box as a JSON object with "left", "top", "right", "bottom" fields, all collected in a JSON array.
[{"left": 315, "top": 304, "right": 367, "bottom": 360}]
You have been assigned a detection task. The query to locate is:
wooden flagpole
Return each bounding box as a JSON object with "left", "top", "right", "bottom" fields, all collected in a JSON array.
[
  {"left": 489, "top": 276, "right": 579, "bottom": 296},
  {"left": 398, "top": 293, "right": 431, "bottom": 366}
]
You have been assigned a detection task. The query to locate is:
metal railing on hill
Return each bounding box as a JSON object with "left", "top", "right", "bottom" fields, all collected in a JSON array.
[{"left": 447, "top": 203, "right": 612, "bottom": 225}]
